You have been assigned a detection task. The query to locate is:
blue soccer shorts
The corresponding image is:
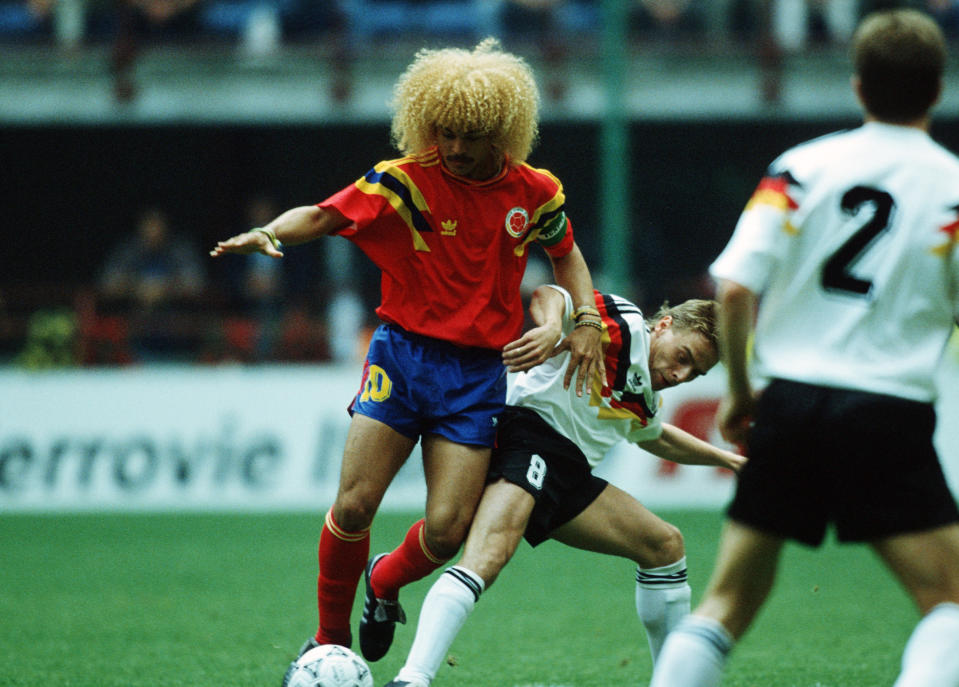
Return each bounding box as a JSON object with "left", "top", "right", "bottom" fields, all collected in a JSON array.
[{"left": 349, "top": 323, "right": 506, "bottom": 447}]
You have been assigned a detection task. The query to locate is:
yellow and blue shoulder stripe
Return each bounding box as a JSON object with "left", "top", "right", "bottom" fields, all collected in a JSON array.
[{"left": 356, "top": 154, "right": 434, "bottom": 252}]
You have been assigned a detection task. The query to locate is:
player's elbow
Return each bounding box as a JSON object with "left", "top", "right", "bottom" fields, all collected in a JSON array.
[{"left": 717, "top": 279, "right": 755, "bottom": 309}]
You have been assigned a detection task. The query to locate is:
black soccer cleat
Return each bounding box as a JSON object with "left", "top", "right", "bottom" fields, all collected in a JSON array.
[
  {"left": 279, "top": 637, "right": 320, "bottom": 687},
  {"left": 383, "top": 680, "right": 427, "bottom": 687},
  {"left": 359, "top": 553, "right": 407, "bottom": 662}
]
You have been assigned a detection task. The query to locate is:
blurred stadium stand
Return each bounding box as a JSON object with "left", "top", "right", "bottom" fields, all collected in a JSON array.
[
  {"left": 2, "top": 0, "right": 958, "bottom": 367},
  {"left": 9, "top": 0, "right": 952, "bottom": 123}
]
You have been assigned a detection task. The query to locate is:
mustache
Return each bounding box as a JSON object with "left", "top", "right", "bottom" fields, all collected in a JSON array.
[{"left": 447, "top": 155, "right": 472, "bottom": 164}]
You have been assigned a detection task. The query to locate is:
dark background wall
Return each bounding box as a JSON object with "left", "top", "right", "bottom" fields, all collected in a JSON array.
[{"left": 6, "top": 117, "right": 957, "bottom": 312}]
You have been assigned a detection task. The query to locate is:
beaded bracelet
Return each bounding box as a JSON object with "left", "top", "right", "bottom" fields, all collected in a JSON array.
[
  {"left": 574, "top": 318, "right": 604, "bottom": 332},
  {"left": 573, "top": 305, "right": 601, "bottom": 322}
]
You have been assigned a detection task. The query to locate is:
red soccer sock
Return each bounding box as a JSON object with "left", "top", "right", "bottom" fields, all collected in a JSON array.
[
  {"left": 370, "top": 518, "right": 447, "bottom": 600},
  {"left": 314, "top": 508, "right": 370, "bottom": 647}
]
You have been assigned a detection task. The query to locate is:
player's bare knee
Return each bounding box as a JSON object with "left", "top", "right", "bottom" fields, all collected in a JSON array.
[
  {"left": 423, "top": 521, "right": 469, "bottom": 560},
  {"left": 426, "top": 532, "right": 465, "bottom": 560},
  {"left": 331, "top": 496, "right": 376, "bottom": 533},
  {"left": 424, "top": 508, "right": 476, "bottom": 557},
  {"left": 640, "top": 522, "right": 686, "bottom": 568}
]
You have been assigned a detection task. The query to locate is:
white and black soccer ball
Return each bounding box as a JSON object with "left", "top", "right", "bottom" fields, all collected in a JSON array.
[{"left": 287, "top": 644, "right": 374, "bottom": 687}]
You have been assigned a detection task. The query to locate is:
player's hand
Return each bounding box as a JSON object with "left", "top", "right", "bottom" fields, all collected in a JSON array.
[
  {"left": 502, "top": 322, "right": 563, "bottom": 373},
  {"left": 556, "top": 324, "right": 605, "bottom": 398},
  {"left": 209, "top": 230, "right": 283, "bottom": 258},
  {"left": 722, "top": 450, "right": 748, "bottom": 474},
  {"left": 716, "top": 393, "right": 755, "bottom": 446}
]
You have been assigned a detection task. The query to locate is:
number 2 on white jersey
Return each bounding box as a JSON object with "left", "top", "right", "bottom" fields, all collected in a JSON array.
[{"left": 821, "top": 185, "right": 896, "bottom": 298}]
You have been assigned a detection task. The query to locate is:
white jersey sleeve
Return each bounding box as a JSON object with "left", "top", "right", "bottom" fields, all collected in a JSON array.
[
  {"left": 711, "top": 122, "right": 959, "bottom": 401},
  {"left": 507, "top": 286, "right": 663, "bottom": 467}
]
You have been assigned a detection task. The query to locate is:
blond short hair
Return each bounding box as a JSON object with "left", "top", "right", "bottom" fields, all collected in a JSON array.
[
  {"left": 390, "top": 38, "right": 540, "bottom": 163},
  {"left": 649, "top": 299, "right": 719, "bottom": 354}
]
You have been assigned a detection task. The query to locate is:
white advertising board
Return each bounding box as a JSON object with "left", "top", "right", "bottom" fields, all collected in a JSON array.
[{"left": 1, "top": 359, "right": 957, "bottom": 512}]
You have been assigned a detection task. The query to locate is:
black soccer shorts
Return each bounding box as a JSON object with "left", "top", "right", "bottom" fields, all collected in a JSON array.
[
  {"left": 489, "top": 405, "right": 608, "bottom": 546},
  {"left": 728, "top": 379, "right": 959, "bottom": 546}
]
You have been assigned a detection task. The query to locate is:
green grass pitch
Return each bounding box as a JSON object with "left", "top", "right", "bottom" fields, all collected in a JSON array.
[{"left": 0, "top": 510, "right": 917, "bottom": 686}]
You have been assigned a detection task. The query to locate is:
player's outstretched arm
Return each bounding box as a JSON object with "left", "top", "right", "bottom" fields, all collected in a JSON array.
[
  {"left": 209, "top": 205, "right": 350, "bottom": 258},
  {"left": 638, "top": 423, "right": 746, "bottom": 472}
]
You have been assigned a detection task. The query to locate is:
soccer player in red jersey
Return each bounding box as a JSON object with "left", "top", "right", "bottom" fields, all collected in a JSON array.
[{"left": 210, "top": 38, "right": 605, "bottom": 675}]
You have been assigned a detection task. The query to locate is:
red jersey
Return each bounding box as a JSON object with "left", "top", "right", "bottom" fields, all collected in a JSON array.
[{"left": 319, "top": 147, "right": 576, "bottom": 350}]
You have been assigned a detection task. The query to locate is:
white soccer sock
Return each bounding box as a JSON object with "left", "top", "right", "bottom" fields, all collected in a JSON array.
[
  {"left": 648, "top": 614, "right": 734, "bottom": 687},
  {"left": 635, "top": 556, "right": 692, "bottom": 663},
  {"left": 395, "top": 566, "right": 485, "bottom": 686},
  {"left": 893, "top": 602, "right": 959, "bottom": 687}
]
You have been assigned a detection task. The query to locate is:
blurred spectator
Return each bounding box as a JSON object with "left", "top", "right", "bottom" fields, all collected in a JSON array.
[
  {"left": 112, "top": 0, "right": 204, "bottom": 100},
  {"left": 24, "top": 0, "right": 84, "bottom": 47},
  {"left": 338, "top": 0, "right": 499, "bottom": 42},
  {"left": 100, "top": 206, "right": 204, "bottom": 305},
  {"left": 240, "top": 1, "right": 282, "bottom": 57},
  {"left": 771, "top": 0, "right": 858, "bottom": 50},
  {"left": 98, "top": 206, "right": 206, "bottom": 360},
  {"left": 224, "top": 193, "right": 283, "bottom": 360},
  {"left": 285, "top": 1, "right": 351, "bottom": 99},
  {"left": 322, "top": 225, "right": 371, "bottom": 364},
  {"left": 227, "top": 194, "right": 283, "bottom": 312},
  {"left": 122, "top": 0, "right": 203, "bottom": 27},
  {"left": 499, "top": 1, "right": 561, "bottom": 40},
  {"left": 499, "top": 0, "right": 569, "bottom": 100},
  {"left": 210, "top": 192, "right": 340, "bottom": 364},
  {"left": 14, "top": 308, "right": 77, "bottom": 369},
  {"left": 326, "top": 285, "right": 366, "bottom": 363},
  {"left": 632, "top": 0, "right": 706, "bottom": 40}
]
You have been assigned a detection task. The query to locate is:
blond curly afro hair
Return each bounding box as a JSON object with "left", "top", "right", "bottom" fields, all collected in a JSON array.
[{"left": 390, "top": 37, "right": 540, "bottom": 164}]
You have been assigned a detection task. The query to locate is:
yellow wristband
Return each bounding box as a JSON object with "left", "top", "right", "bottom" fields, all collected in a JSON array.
[{"left": 252, "top": 227, "right": 281, "bottom": 250}]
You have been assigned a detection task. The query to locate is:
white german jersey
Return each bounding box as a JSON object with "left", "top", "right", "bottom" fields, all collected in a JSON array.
[
  {"left": 507, "top": 286, "right": 663, "bottom": 467},
  {"left": 710, "top": 122, "right": 959, "bottom": 402}
]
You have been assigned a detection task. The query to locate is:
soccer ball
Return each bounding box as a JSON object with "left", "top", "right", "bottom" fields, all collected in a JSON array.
[{"left": 287, "top": 644, "right": 374, "bottom": 687}]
